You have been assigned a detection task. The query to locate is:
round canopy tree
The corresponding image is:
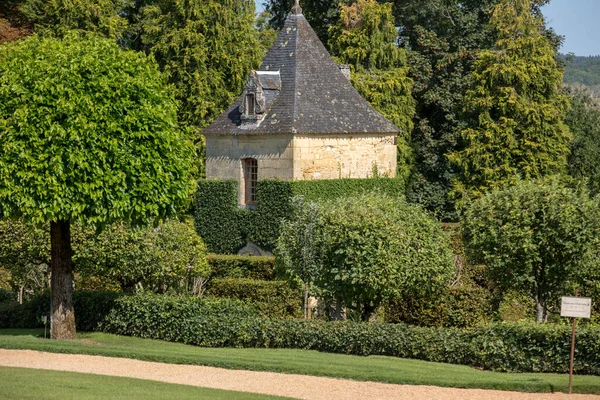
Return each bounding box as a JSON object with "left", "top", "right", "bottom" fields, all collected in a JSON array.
[
  {"left": 0, "top": 33, "right": 194, "bottom": 339},
  {"left": 318, "top": 193, "right": 454, "bottom": 321},
  {"left": 462, "top": 178, "right": 600, "bottom": 322}
]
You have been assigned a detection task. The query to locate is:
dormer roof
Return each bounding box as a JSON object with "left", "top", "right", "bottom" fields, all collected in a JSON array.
[{"left": 203, "top": 10, "right": 399, "bottom": 136}]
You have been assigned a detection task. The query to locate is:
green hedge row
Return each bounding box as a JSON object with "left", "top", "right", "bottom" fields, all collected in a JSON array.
[
  {"left": 102, "top": 294, "right": 259, "bottom": 346},
  {"left": 207, "top": 254, "right": 275, "bottom": 280},
  {"left": 208, "top": 278, "right": 301, "bottom": 319},
  {"left": 0, "top": 291, "right": 120, "bottom": 331},
  {"left": 195, "top": 178, "right": 405, "bottom": 253},
  {"left": 99, "top": 294, "right": 600, "bottom": 375}
]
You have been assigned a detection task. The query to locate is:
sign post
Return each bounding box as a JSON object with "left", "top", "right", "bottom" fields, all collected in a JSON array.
[{"left": 560, "top": 296, "right": 592, "bottom": 394}]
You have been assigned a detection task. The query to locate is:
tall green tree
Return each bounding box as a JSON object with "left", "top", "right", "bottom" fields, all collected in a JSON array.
[
  {"left": 462, "top": 178, "right": 600, "bottom": 322},
  {"left": 133, "top": 0, "right": 262, "bottom": 176},
  {"left": 0, "top": 33, "right": 194, "bottom": 338},
  {"left": 265, "top": 0, "right": 344, "bottom": 45},
  {"left": 20, "top": 0, "right": 128, "bottom": 38},
  {"left": 329, "top": 0, "right": 415, "bottom": 183},
  {"left": 565, "top": 88, "right": 600, "bottom": 195},
  {"left": 448, "top": 0, "right": 571, "bottom": 200}
]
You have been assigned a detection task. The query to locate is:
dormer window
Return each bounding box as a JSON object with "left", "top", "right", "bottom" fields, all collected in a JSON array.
[{"left": 246, "top": 94, "right": 255, "bottom": 116}]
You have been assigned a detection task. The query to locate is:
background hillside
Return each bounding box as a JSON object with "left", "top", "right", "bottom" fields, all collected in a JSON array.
[{"left": 563, "top": 55, "right": 600, "bottom": 103}]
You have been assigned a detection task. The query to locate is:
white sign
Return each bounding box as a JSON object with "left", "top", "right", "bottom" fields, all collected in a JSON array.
[{"left": 561, "top": 297, "right": 592, "bottom": 319}]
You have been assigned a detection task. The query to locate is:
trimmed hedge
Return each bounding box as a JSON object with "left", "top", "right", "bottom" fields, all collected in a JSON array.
[
  {"left": 194, "top": 180, "right": 248, "bottom": 254},
  {"left": 99, "top": 293, "right": 600, "bottom": 375},
  {"left": 208, "top": 278, "right": 301, "bottom": 319},
  {"left": 195, "top": 178, "right": 405, "bottom": 253},
  {"left": 0, "top": 291, "right": 120, "bottom": 331},
  {"left": 207, "top": 254, "right": 276, "bottom": 280},
  {"left": 384, "top": 286, "right": 492, "bottom": 328},
  {"left": 102, "top": 293, "right": 260, "bottom": 346}
]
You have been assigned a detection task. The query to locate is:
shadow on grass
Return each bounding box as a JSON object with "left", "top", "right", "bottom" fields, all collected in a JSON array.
[{"left": 0, "top": 328, "right": 45, "bottom": 337}]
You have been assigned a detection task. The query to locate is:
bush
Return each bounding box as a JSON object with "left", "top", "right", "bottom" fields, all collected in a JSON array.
[
  {"left": 207, "top": 254, "right": 275, "bottom": 280},
  {"left": 0, "top": 289, "right": 16, "bottom": 304},
  {"left": 102, "top": 293, "right": 261, "bottom": 346},
  {"left": 0, "top": 291, "right": 120, "bottom": 331},
  {"left": 384, "top": 286, "right": 492, "bottom": 328},
  {"left": 208, "top": 278, "right": 301, "bottom": 319},
  {"left": 195, "top": 178, "right": 405, "bottom": 253},
  {"left": 99, "top": 294, "right": 600, "bottom": 375},
  {"left": 195, "top": 180, "right": 247, "bottom": 254}
]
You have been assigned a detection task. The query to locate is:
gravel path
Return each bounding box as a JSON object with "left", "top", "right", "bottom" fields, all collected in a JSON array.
[{"left": 0, "top": 349, "right": 597, "bottom": 400}]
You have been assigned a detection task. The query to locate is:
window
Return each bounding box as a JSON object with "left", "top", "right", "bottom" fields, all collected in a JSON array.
[
  {"left": 244, "top": 158, "right": 258, "bottom": 204},
  {"left": 246, "top": 94, "right": 255, "bottom": 115}
]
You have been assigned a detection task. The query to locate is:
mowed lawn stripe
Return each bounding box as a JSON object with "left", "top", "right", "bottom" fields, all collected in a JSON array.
[
  {"left": 0, "top": 366, "right": 292, "bottom": 400},
  {"left": 1, "top": 329, "right": 599, "bottom": 395}
]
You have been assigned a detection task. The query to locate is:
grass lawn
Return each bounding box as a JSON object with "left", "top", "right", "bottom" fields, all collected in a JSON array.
[
  {"left": 0, "top": 366, "right": 290, "bottom": 400},
  {"left": 1, "top": 329, "right": 599, "bottom": 395}
]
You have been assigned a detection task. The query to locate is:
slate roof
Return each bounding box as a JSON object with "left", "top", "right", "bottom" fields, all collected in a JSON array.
[{"left": 203, "top": 9, "right": 400, "bottom": 136}]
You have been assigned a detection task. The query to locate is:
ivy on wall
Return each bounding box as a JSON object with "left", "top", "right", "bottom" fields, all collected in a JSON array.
[{"left": 195, "top": 178, "right": 405, "bottom": 254}]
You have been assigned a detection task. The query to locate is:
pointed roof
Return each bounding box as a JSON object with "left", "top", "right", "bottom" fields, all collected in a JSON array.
[{"left": 203, "top": 8, "right": 399, "bottom": 136}]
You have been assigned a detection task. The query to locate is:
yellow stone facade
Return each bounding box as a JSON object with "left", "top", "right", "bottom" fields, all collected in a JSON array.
[{"left": 206, "top": 133, "right": 397, "bottom": 205}]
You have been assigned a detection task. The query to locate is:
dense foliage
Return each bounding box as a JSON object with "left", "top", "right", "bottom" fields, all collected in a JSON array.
[
  {"left": 207, "top": 254, "right": 276, "bottom": 281},
  {"left": 566, "top": 88, "right": 600, "bottom": 194},
  {"left": 195, "top": 178, "right": 405, "bottom": 253},
  {"left": 0, "top": 33, "right": 194, "bottom": 338},
  {"left": 316, "top": 193, "right": 454, "bottom": 321},
  {"left": 97, "top": 293, "right": 600, "bottom": 375},
  {"left": 276, "top": 197, "right": 322, "bottom": 319},
  {"left": 449, "top": 0, "right": 571, "bottom": 200},
  {"left": 77, "top": 219, "right": 210, "bottom": 294},
  {"left": 208, "top": 278, "right": 302, "bottom": 319},
  {"left": 0, "top": 290, "right": 120, "bottom": 331},
  {"left": 328, "top": 0, "right": 415, "bottom": 182},
  {"left": 462, "top": 178, "right": 600, "bottom": 322},
  {"left": 20, "top": 0, "right": 127, "bottom": 38}
]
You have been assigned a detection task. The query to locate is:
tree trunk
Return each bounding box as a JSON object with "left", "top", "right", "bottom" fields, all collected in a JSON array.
[
  {"left": 50, "top": 220, "right": 76, "bottom": 339},
  {"left": 303, "top": 282, "right": 309, "bottom": 320},
  {"left": 333, "top": 296, "right": 344, "bottom": 321},
  {"left": 534, "top": 285, "right": 546, "bottom": 323},
  {"left": 18, "top": 285, "right": 24, "bottom": 305}
]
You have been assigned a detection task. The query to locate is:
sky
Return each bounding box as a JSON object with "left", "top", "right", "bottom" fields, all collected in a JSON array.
[
  {"left": 541, "top": 0, "right": 600, "bottom": 56},
  {"left": 254, "top": 0, "right": 600, "bottom": 56}
]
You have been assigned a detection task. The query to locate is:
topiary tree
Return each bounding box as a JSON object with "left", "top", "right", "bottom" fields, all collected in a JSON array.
[
  {"left": 461, "top": 178, "right": 600, "bottom": 323},
  {"left": 276, "top": 196, "right": 323, "bottom": 319},
  {"left": 315, "top": 193, "right": 454, "bottom": 321},
  {"left": 448, "top": 0, "right": 571, "bottom": 200},
  {"left": 0, "top": 33, "right": 194, "bottom": 339}
]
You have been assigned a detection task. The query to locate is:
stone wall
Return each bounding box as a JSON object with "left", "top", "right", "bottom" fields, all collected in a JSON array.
[
  {"left": 292, "top": 134, "right": 397, "bottom": 180},
  {"left": 205, "top": 133, "right": 397, "bottom": 204},
  {"left": 206, "top": 134, "right": 294, "bottom": 205}
]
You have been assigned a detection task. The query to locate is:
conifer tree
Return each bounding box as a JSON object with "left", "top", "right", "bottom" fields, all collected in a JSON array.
[
  {"left": 329, "top": 0, "right": 415, "bottom": 183},
  {"left": 449, "top": 0, "right": 571, "bottom": 200}
]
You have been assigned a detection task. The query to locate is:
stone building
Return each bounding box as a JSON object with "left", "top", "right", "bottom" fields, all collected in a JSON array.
[{"left": 203, "top": 1, "right": 400, "bottom": 206}]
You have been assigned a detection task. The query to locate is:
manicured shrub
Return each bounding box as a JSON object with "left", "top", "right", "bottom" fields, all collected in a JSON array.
[
  {"left": 384, "top": 285, "right": 492, "bottom": 328},
  {"left": 207, "top": 254, "right": 276, "bottom": 280},
  {"left": 102, "top": 293, "right": 261, "bottom": 346},
  {"left": 208, "top": 278, "right": 302, "bottom": 319},
  {"left": 99, "top": 294, "right": 600, "bottom": 375},
  {"left": 195, "top": 180, "right": 247, "bottom": 254}
]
